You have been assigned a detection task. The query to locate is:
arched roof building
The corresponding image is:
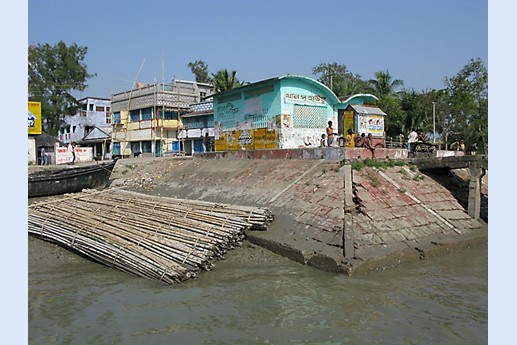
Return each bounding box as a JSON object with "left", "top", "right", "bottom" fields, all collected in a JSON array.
[{"left": 213, "top": 75, "right": 386, "bottom": 150}]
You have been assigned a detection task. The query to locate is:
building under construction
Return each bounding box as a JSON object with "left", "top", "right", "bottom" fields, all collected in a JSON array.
[{"left": 110, "top": 80, "right": 213, "bottom": 157}]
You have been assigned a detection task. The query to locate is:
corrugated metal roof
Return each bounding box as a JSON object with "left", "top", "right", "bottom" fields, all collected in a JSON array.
[
  {"left": 349, "top": 104, "right": 387, "bottom": 116},
  {"left": 34, "top": 132, "right": 63, "bottom": 147}
]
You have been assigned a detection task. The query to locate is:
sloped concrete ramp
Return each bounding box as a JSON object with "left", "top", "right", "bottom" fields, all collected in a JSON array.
[{"left": 116, "top": 156, "right": 487, "bottom": 275}]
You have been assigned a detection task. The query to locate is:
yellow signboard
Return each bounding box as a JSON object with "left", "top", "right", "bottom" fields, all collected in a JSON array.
[
  {"left": 28, "top": 101, "right": 42, "bottom": 135},
  {"left": 344, "top": 110, "right": 354, "bottom": 133},
  {"left": 214, "top": 128, "right": 279, "bottom": 151}
]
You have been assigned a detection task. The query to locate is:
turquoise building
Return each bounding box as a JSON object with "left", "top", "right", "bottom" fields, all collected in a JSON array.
[{"left": 212, "top": 75, "right": 382, "bottom": 150}]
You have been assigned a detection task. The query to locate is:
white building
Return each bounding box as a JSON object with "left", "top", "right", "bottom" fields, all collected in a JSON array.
[{"left": 58, "top": 97, "right": 112, "bottom": 160}]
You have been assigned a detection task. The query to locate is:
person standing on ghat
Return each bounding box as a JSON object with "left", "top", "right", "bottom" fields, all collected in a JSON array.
[{"left": 326, "top": 121, "right": 335, "bottom": 147}]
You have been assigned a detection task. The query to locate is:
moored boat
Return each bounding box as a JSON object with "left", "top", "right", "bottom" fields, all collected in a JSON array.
[{"left": 28, "top": 159, "right": 118, "bottom": 198}]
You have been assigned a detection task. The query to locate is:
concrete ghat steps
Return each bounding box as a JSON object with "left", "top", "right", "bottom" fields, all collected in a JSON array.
[{"left": 117, "top": 155, "right": 487, "bottom": 276}]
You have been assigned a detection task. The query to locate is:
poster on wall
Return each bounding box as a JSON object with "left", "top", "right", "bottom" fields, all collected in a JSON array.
[
  {"left": 28, "top": 101, "right": 42, "bottom": 135},
  {"left": 367, "top": 115, "right": 384, "bottom": 137},
  {"left": 281, "top": 114, "right": 293, "bottom": 128},
  {"left": 343, "top": 110, "right": 354, "bottom": 133},
  {"left": 357, "top": 114, "right": 384, "bottom": 137}
]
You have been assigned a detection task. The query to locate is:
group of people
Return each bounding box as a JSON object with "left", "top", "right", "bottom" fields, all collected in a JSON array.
[
  {"left": 320, "top": 121, "right": 374, "bottom": 150},
  {"left": 449, "top": 140, "right": 466, "bottom": 152},
  {"left": 406, "top": 128, "right": 429, "bottom": 157},
  {"left": 39, "top": 142, "right": 77, "bottom": 165},
  {"left": 346, "top": 129, "right": 374, "bottom": 149}
]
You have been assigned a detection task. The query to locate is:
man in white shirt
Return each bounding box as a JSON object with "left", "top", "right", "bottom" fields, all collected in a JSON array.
[{"left": 407, "top": 129, "right": 418, "bottom": 157}]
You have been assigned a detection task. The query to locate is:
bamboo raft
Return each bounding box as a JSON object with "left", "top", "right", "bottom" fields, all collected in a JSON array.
[{"left": 28, "top": 189, "right": 274, "bottom": 284}]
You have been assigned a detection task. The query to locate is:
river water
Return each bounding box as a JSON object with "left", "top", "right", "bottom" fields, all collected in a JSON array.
[{"left": 28, "top": 237, "right": 487, "bottom": 345}]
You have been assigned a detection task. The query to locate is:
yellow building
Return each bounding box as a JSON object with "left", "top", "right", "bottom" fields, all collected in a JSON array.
[{"left": 110, "top": 80, "right": 213, "bottom": 157}]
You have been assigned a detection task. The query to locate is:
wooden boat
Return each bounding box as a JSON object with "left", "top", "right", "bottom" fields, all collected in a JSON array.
[{"left": 28, "top": 159, "right": 118, "bottom": 198}]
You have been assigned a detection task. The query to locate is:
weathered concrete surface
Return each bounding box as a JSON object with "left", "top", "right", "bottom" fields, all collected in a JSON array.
[{"left": 110, "top": 150, "right": 488, "bottom": 276}]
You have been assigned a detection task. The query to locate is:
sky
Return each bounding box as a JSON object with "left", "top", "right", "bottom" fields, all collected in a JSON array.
[{"left": 27, "top": 0, "right": 488, "bottom": 99}]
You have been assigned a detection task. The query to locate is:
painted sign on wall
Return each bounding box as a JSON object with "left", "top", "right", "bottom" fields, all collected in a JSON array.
[
  {"left": 215, "top": 128, "right": 279, "bottom": 151},
  {"left": 357, "top": 114, "right": 384, "bottom": 137},
  {"left": 28, "top": 101, "right": 42, "bottom": 135},
  {"left": 284, "top": 93, "right": 326, "bottom": 106},
  {"left": 55, "top": 147, "right": 93, "bottom": 165}
]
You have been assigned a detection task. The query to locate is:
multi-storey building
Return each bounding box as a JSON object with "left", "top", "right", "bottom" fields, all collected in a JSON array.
[
  {"left": 110, "top": 80, "right": 213, "bottom": 157},
  {"left": 58, "top": 97, "right": 112, "bottom": 159},
  {"left": 178, "top": 101, "right": 214, "bottom": 155}
]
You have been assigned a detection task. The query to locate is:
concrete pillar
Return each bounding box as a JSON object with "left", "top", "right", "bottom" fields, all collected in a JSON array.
[
  {"left": 468, "top": 164, "right": 486, "bottom": 219},
  {"left": 343, "top": 164, "right": 355, "bottom": 258}
]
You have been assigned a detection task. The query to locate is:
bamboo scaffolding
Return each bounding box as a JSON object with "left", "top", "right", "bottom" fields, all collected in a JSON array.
[{"left": 28, "top": 189, "right": 274, "bottom": 284}]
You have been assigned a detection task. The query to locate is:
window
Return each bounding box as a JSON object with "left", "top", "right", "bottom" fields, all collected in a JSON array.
[
  {"left": 163, "top": 110, "right": 178, "bottom": 120},
  {"left": 96, "top": 106, "right": 105, "bottom": 112},
  {"left": 142, "top": 141, "right": 152, "bottom": 153},
  {"left": 106, "top": 107, "right": 111, "bottom": 112},
  {"left": 293, "top": 105, "right": 327, "bottom": 128},
  {"left": 89, "top": 104, "right": 94, "bottom": 111},
  {"left": 131, "top": 142, "right": 140, "bottom": 153},
  {"left": 141, "top": 108, "right": 152, "bottom": 121},
  {"left": 130, "top": 110, "right": 140, "bottom": 122},
  {"left": 106, "top": 112, "right": 112, "bottom": 125},
  {"left": 113, "top": 112, "right": 121, "bottom": 124},
  {"left": 112, "top": 142, "right": 120, "bottom": 155}
]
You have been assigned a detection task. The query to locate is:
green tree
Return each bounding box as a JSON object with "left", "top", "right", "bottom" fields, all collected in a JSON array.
[
  {"left": 368, "top": 70, "right": 405, "bottom": 137},
  {"left": 443, "top": 58, "right": 488, "bottom": 153},
  {"left": 368, "top": 70, "right": 404, "bottom": 98},
  {"left": 400, "top": 90, "right": 422, "bottom": 133},
  {"left": 212, "top": 69, "right": 241, "bottom": 93},
  {"left": 312, "top": 62, "right": 369, "bottom": 97},
  {"left": 28, "top": 41, "right": 96, "bottom": 136},
  {"left": 376, "top": 96, "right": 405, "bottom": 138},
  {"left": 400, "top": 89, "right": 445, "bottom": 139},
  {"left": 187, "top": 60, "right": 211, "bottom": 83}
]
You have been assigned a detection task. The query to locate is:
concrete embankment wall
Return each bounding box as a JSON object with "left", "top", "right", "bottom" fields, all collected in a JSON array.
[{"left": 112, "top": 149, "right": 487, "bottom": 275}]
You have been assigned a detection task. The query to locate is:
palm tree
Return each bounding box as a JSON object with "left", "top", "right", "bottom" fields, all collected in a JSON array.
[
  {"left": 212, "top": 69, "right": 241, "bottom": 93},
  {"left": 368, "top": 70, "right": 404, "bottom": 98}
]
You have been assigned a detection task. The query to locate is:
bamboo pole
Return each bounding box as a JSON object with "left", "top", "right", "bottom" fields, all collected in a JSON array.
[{"left": 28, "top": 188, "right": 273, "bottom": 284}]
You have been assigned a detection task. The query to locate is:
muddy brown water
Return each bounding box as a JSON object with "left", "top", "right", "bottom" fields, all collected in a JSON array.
[
  {"left": 28, "top": 235, "right": 487, "bottom": 345},
  {"left": 28, "top": 159, "right": 488, "bottom": 344}
]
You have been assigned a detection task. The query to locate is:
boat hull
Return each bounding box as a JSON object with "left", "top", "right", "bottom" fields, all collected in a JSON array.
[{"left": 28, "top": 159, "right": 117, "bottom": 198}]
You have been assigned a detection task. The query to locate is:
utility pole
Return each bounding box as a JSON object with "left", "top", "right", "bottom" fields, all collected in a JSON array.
[
  {"left": 328, "top": 65, "right": 333, "bottom": 91},
  {"left": 432, "top": 102, "right": 436, "bottom": 143}
]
